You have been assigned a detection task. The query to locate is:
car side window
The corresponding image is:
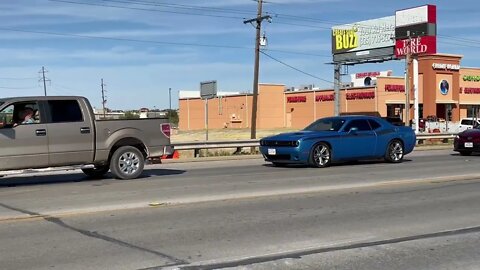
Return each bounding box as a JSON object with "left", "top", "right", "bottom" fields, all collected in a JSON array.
[
  {"left": 48, "top": 100, "right": 83, "bottom": 123},
  {"left": 344, "top": 120, "right": 371, "bottom": 132},
  {"left": 0, "top": 102, "right": 41, "bottom": 128},
  {"left": 368, "top": 119, "right": 382, "bottom": 130},
  {"left": 461, "top": 119, "right": 473, "bottom": 125}
]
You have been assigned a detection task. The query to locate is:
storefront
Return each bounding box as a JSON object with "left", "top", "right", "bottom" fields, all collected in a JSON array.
[{"left": 178, "top": 53, "right": 480, "bottom": 131}]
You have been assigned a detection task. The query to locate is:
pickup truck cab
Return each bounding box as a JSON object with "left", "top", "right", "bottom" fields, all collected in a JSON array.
[
  {"left": 0, "top": 96, "right": 173, "bottom": 179},
  {"left": 458, "top": 118, "right": 480, "bottom": 133}
]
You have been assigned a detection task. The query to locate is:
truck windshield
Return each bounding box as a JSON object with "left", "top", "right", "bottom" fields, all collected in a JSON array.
[{"left": 304, "top": 118, "right": 346, "bottom": 132}]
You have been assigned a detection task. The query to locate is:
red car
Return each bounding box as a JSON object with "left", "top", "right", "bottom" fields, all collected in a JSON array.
[{"left": 454, "top": 128, "right": 480, "bottom": 156}]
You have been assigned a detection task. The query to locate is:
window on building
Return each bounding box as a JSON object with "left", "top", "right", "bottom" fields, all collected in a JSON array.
[
  {"left": 387, "top": 104, "right": 404, "bottom": 120},
  {"left": 48, "top": 100, "right": 83, "bottom": 123},
  {"left": 466, "top": 105, "right": 480, "bottom": 118}
]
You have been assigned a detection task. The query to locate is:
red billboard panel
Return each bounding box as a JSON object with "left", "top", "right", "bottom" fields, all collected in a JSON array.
[{"left": 395, "top": 35, "right": 436, "bottom": 58}]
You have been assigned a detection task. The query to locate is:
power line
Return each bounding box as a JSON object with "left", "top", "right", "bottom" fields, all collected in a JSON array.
[
  {"left": 50, "top": 0, "right": 480, "bottom": 49},
  {"left": 260, "top": 50, "right": 334, "bottom": 84},
  {"left": 50, "top": 0, "right": 246, "bottom": 20},
  {"left": 0, "top": 27, "right": 249, "bottom": 49},
  {"left": 265, "top": 48, "right": 330, "bottom": 58},
  {"left": 0, "top": 27, "right": 331, "bottom": 58},
  {"left": 100, "top": 0, "right": 256, "bottom": 16},
  {"left": 0, "top": 77, "right": 37, "bottom": 80},
  {"left": 0, "top": 86, "right": 39, "bottom": 89}
]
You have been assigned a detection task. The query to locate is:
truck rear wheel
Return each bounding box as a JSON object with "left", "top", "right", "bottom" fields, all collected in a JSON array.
[
  {"left": 110, "top": 146, "right": 145, "bottom": 180},
  {"left": 82, "top": 166, "right": 109, "bottom": 179}
]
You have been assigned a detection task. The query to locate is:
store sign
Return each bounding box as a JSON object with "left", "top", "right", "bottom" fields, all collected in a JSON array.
[
  {"left": 287, "top": 96, "right": 307, "bottom": 103},
  {"left": 462, "top": 87, "right": 480, "bottom": 94},
  {"left": 463, "top": 75, "right": 480, "bottom": 82},
  {"left": 439, "top": 80, "right": 449, "bottom": 95},
  {"left": 316, "top": 94, "right": 335, "bottom": 102},
  {"left": 331, "top": 16, "right": 395, "bottom": 55},
  {"left": 356, "top": 72, "right": 381, "bottom": 79},
  {"left": 432, "top": 63, "right": 460, "bottom": 71},
  {"left": 385, "top": 84, "right": 405, "bottom": 92},
  {"left": 346, "top": 92, "right": 375, "bottom": 100},
  {"left": 395, "top": 36, "right": 436, "bottom": 57}
]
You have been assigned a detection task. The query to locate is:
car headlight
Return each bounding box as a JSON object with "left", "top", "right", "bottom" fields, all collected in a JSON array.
[{"left": 455, "top": 135, "right": 459, "bottom": 139}]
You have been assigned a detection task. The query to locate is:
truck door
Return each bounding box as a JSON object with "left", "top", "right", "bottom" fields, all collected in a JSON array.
[
  {"left": 0, "top": 101, "right": 49, "bottom": 170},
  {"left": 45, "top": 99, "right": 94, "bottom": 166}
]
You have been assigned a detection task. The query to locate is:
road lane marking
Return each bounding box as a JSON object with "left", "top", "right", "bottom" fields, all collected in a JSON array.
[{"left": 1, "top": 173, "right": 480, "bottom": 223}]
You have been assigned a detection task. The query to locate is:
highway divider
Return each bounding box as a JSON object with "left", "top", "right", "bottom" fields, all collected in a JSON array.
[{"left": 171, "top": 133, "right": 456, "bottom": 158}]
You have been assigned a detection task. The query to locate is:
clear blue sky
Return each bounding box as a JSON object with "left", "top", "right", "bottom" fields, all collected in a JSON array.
[{"left": 0, "top": 0, "right": 477, "bottom": 110}]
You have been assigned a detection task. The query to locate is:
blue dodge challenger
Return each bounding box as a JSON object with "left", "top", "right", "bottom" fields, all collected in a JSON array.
[{"left": 259, "top": 115, "right": 416, "bottom": 167}]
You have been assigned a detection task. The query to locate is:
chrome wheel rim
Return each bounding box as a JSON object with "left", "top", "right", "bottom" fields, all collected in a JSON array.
[
  {"left": 314, "top": 144, "right": 330, "bottom": 166},
  {"left": 119, "top": 152, "right": 140, "bottom": 175},
  {"left": 389, "top": 142, "right": 403, "bottom": 161}
]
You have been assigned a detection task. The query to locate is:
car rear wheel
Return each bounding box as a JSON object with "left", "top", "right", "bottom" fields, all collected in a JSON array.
[
  {"left": 385, "top": 140, "right": 404, "bottom": 163},
  {"left": 110, "top": 146, "right": 145, "bottom": 180},
  {"left": 459, "top": 151, "right": 472, "bottom": 156},
  {"left": 309, "top": 142, "right": 331, "bottom": 168},
  {"left": 82, "top": 165, "right": 109, "bottom": 179}
]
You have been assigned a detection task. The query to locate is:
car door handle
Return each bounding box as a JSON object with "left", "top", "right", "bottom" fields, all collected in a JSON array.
[
  {"left": 80, "top": 127, "right": 91, "bottom": 134},
  {"left": 35, "top": 129, "right": 47, "bottom": 136}
]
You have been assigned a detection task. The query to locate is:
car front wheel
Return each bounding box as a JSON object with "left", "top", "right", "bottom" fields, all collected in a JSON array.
[
  {"left": 309, "top": 142, "right": 331, "bottom": 168},
  {"left": 385, "top": 140, "right": 404, "bottom": 163}
]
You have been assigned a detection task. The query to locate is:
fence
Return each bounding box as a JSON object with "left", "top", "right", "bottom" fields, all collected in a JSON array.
[{"left": 173, "top": 133, "right": 456, "bottom": 157}]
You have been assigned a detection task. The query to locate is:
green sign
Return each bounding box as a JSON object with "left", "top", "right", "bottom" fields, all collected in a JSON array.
[{"left": 463, "top": 75, "right": 480, "bottom": 82}]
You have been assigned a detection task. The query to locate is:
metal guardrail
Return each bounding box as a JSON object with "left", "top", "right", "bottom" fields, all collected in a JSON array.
[{"left": 173, "top": 133, "right": 456, "bottom": 157}]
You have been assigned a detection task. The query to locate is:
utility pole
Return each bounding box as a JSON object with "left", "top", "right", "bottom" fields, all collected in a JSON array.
[
  {"left": 244, "top": 0, "right": 271, "bottom": 139},
  {"left": 101, "top": 79, "right": 107, "bottom": 119},
  {"left": 38, "top": 66, "right": 50, "bottom": 96},
  {"left": 169, "top": 87, "right": 172, "bottom": 110},
  {"left": 334, "top": 63, "right": 341, "bottom": 116},
  {"left": 405, "top": 31, "right": 411, "bottom": 127}
]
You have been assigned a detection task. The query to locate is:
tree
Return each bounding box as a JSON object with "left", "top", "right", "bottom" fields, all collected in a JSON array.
[
  {"left": 166, "top": 109, "right": 178, "bottom": 126},
  {"left": 121, "top": 111, "right": 140, "bottom": 119}
]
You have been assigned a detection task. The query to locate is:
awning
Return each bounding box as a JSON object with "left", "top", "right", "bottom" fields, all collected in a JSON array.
[
  {"left": 435, "top": 100, "right": 458, "bottom": 104},
  {"left": 385, "top": 100, "right": 414, "bottom": 105},
  {"left": 459, "top": 101, "right": 480, "bottom": 105}
]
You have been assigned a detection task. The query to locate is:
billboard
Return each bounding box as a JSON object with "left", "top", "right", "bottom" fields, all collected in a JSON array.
[
  {"left": 200, "top": 80, "right": 217, "bottom": 99},
  {"left": 394, "top": 5, "right": 437, "bottom": 58},
  {"left": 331, "top": 16, "right": 395, "bottom": 55},
  {"left": 350, "top": 70, "right": 393, "bottom": 87},
  {"left": 395, "top": 5, "right": 436, "bottom": 28},
  {"left": 395, "top": 36, "right": 437, "bottom": 57}
]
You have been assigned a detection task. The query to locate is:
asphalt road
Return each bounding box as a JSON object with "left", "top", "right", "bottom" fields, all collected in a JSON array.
[{"left": 0, "top": 149, "right": 479, "bottom": 269}]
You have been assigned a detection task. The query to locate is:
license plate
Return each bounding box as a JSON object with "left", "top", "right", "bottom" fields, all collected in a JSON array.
[
  {"left": 465, "top": 142, "right": 473, "bottom": 148},
  {"left": 268, "top": 148, "right": 276, "bottom": 155}
]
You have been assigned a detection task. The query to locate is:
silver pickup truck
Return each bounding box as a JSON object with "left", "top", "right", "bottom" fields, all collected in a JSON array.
[{"left": 0, "top": 96, "right": 173, "bottom": 179}]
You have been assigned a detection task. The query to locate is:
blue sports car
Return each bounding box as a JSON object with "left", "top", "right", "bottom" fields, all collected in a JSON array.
[{"left": 259, "top": 115, "right": 416, "bottom": 167}]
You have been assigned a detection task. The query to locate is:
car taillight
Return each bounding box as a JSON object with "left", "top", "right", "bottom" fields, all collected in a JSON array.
[{"left": 161, "top": 123, "right": 171, "bottom": 138}]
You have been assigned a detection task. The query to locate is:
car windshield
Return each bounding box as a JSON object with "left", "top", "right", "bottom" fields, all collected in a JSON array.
[{"left": 303, "top": 118, "right": 346, "bottom": 132}]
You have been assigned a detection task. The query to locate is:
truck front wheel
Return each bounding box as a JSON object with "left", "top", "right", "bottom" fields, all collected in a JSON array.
[{"left": 110, "top": 146, "right": 145, "bottom": 180}]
